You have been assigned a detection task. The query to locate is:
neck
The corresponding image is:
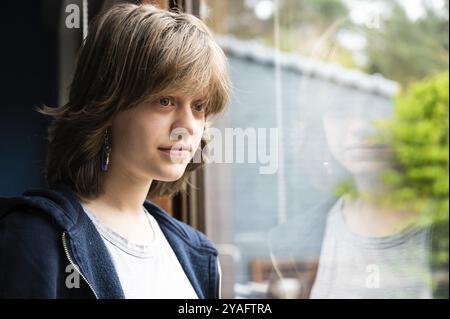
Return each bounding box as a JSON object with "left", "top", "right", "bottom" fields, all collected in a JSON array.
[
  {"left": 352, "top": 170, "right": 387, "bottom": 196},
  {"left": 84, "top": 163, "right": 153, "bottom": 217},
  {"left": 343, "top": 170, "right": 419, "bottom": 237}
]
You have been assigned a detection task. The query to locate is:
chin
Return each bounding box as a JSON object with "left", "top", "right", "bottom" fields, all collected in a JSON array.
[
  {"left": 156, "top": 167, "right": 187, "bottom": 182},
  {"left": 344, "top": 160, "right": 391, "bottom": 175}
]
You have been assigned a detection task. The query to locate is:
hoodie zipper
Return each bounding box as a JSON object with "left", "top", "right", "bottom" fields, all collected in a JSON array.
[
  {"left": 62, "top": 232, "right": 99, "bottom": 299},
  {"left": 217, "top": 257, "right": 222, "bottom": 299}
]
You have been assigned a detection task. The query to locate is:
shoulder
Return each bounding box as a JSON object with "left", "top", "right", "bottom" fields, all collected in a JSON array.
[
  {"left": 268, "top": 197, "right": 337, "bottom": 253},
  {"left": 144, "top": 200, "right": 218, "bottom": 254},
  {"left": 172, "top": 215, "right": 216, "bottom": 250},
  {"left": 0, "top": 205, "right": 62, "bottom": 232},
  {"left": 0, "top": 208, "right": 64, "bottom": 298},
  {"left": 0, "top": 207, "right": 63, "bottom": 257}
]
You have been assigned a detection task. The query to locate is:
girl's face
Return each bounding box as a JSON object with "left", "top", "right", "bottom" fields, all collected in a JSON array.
[
  {"left": 322, "top": 99, "right": 394, "bottom": 175},
  {"left": 110, "top": 93, "right": 206, "bottom": 182}
]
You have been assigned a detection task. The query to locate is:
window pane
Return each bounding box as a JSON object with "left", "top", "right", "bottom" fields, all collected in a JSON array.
[{"left": 202, "top": 0, "right": 449, "bottom": 299}]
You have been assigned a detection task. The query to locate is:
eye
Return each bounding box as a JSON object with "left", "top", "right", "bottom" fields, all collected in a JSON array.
[
  {"left": 158, "top": 97, "right": 173, "bottom": 107},
  {"left": 192, "top": 102, "right": 206, "bottom": 113}
]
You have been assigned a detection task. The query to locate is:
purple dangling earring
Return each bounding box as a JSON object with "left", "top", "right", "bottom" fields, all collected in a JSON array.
[{"left": 101, "top": 127, "right": 112, "bottom": 172}]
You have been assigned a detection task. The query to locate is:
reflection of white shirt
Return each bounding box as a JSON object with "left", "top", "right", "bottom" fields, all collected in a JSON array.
[
  {"left": 82, "top": 204, "right": 198, "bottom": 299},
  {"left": 310, "top": 197, "right": 432, "bottom": 299}
]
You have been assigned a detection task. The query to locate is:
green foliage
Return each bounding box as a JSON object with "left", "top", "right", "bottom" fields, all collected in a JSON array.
[
  {"left": 365, "top": 3, "right": 449, "bottom": 88},
  {"left": 208, "top": 0, "right": 448, "bottom": 84},
  {"left": 334, "top": 180, "right": 357, "bottom": 198},
  {"left": 380, "top": 71, "right": 449, "bottom": 225},
  {"left": 210, "top": 0, "right": 350, "bottom": 62},
  {"left": 381, "top": 71, "right": 449, "bottom": 297}
]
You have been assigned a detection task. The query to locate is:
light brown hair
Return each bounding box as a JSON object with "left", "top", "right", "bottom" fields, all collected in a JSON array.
[{"left": 40, "top": 3, "right": 230, "bottom": 199}]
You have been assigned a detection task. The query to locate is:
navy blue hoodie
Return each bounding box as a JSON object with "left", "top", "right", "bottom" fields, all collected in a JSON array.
[{"left": 0, "top": 183, "right": 220, "bottom": 299}]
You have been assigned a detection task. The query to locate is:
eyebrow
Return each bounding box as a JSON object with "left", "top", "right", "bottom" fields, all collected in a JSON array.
[{"left": 168, "top": 94, "right": 208, "bottom": 103}]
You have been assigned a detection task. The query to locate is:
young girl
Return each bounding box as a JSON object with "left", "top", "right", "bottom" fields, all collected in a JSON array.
[{"left": 0, "top": 3, "right": 230, "bottom": 299}]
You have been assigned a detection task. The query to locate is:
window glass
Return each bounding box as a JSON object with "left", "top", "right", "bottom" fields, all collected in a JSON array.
[{"left": 202, "top": 0, "right": 449, "bottom": 299}]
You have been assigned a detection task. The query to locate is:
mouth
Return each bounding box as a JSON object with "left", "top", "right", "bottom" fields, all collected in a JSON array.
[
  {"left": 344, "top": 143, "right": 390, "bottom": 151},
  {"left": 158, "top": 144, "right": 192, "bottom": 159}
]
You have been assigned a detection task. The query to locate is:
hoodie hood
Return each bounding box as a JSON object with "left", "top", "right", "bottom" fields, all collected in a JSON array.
[{"left": 0, "top": 183, "right": 82, "bottom": 232}]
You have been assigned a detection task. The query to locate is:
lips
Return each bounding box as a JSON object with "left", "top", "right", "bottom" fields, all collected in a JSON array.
[
  {"left": 344, "top": 143, "right": 390, "bottom": 150},
  {"left": 158, "top": 144, "right": 192, "bottom": 152},
  {"left": 158, "top": 144, "right": 192, "bottom": 159}
]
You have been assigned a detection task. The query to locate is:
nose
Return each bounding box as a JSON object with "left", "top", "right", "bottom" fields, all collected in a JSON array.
[
  {"left": 170, "top": 103, "right": 196, "bottom": 139},
  {"left": 346, "top": 116, "right": 376, "bottom": 143}
]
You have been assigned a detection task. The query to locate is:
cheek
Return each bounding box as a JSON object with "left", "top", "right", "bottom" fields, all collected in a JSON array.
[
  {"left": 323, "top": 119, "right": 346, "bottom": 158},
  {"left": 193, "top": 122, "right": 205, "bottom": 148},
  {"left": 323, "top": 119, "right": 345, "bottom": 142},
  {"left": 112, "top": 114, "right": 135, "bottom": 152},
  {"left": 113, "top": 111, "right": 162, "bottom": 154}
]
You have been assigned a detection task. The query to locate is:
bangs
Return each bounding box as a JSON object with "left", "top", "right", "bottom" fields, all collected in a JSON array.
[{"left": 128, "top": 8, "right": 230, "bottom": 117}]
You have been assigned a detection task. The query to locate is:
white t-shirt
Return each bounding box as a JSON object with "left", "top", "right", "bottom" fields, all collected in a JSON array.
[
  {"left": 82, "top": 204, "right": 198, "bottom": 299},
  {"left": 310, "top": 197, "right": 432, "bottom": 299}
]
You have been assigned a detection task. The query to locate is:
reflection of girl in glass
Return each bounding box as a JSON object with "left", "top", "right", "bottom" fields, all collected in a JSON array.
[{"left": 310, "top": 99, "right": 433, "bottom": 298}]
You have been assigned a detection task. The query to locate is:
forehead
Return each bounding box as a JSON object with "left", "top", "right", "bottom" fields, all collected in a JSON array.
[{"left": 161, "top": 86, "right": 209, "bottom": 101}]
